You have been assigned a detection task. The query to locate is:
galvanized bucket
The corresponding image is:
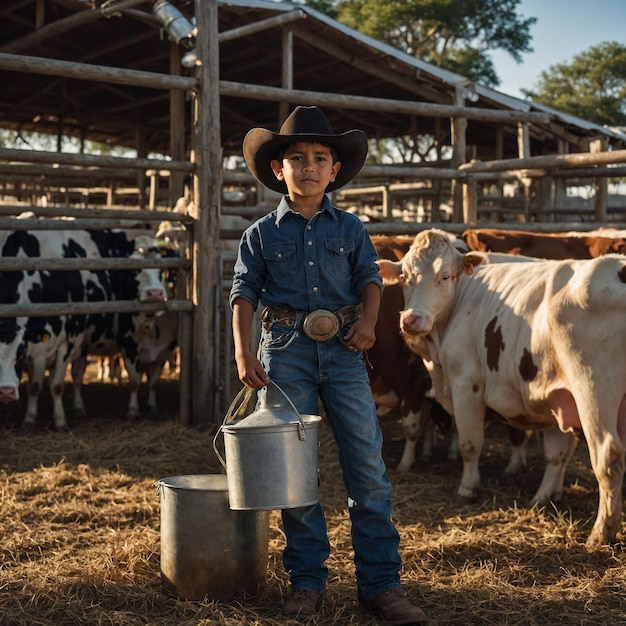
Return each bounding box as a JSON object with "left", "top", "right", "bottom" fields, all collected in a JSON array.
[
  {"left": 156, "top": 474, "right": 270, "bottom": 601},
  {"left": 213, "top": 381, "right": 322, "bottom": 510}
]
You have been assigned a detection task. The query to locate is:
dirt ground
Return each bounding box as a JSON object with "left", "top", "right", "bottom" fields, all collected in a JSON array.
[{"left": 1, "top": 364, "right": 626, "bottom": 625}]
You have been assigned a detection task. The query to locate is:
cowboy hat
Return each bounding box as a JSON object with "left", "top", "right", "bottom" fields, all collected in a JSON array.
[{"left": 242, "top": 106, "right": 368, "bottom": 194}]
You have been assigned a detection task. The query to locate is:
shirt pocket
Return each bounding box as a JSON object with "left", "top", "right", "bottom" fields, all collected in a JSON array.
[
  {"left": 324, "top": 238, "right": 354, "bottom": 278},
  {"left": 262, "top": 241, "right": 297, "bottom": 283}
]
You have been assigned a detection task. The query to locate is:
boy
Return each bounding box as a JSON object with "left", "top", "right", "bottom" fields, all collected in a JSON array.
[{"left": 230, "top": 106, "right": 428, "bottom": 624}]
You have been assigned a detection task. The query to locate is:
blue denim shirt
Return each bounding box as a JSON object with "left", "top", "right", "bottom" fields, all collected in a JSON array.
[{"left": 229, "top": 195, "right": 382, "bottom": 312}]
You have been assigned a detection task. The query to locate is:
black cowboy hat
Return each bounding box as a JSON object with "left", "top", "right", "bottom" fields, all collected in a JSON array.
[{"left": 242, "top": 106, "right": 368, "bottom": 194}]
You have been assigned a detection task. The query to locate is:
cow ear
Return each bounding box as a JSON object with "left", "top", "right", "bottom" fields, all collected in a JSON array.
[
  {"left": 377, "top": 259, "right": 402, "bottom": 285},
  {"left": 27, "top": 329, "right": 51, "bottom": 343},
  {"left": 462, "top": 253, "right": 483, "bottom": 276}
]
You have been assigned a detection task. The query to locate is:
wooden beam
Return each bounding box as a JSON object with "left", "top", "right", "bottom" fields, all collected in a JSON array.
[
  {"left": 191, "top": 0, "right": 221, "bottom": 426},
  {"left": 279, "top": 28, "right": 293, "bottom": 125},
  {"left": 460, "top": 149, "right": 626, "bottom": 172},
  {"left": 0, "top": 147, "right": 195, "bottom": 172},
  {"left": 363, "top": 221, "right": 622, "bottom": 235},
  {"left": 0, "top": 299, "right": 191, "bottom": 319},
  {"left": 218, "top": 80, "right": 552, "bottom": 124},
  {"left": 552, "top": 166, "right": 626, "bottom": 178},
  {"left": 292, "top": 26, "right": 447, "bottom": 105},
  {"left": 0, "top": 52, "right": 197, "bottom": 91},
  {"left": 0, "top": 204, "right": 192, "bottom": 222},
  {"left": 0, "top": 256, "right": 186, "bottom": 271},
  {"left": 452, "top": 86, "right": 467, "bottom": 222},
  {"left": 1, "top": 6, "right": 102, "bottom": 53},
  {"left": 169, "top": 42, "right": 186, "bottom": 206},
  {"left": 517, "top": 123, "right": 531, "bottom": 159},
  {"left": 1, "top": 1, "right": 149, "bottom": 54},
  {"left": 219, "top": 10, "right": 307, "bottom": 42},
  {"left": 0, "top": 1, "right": 32, "bottom": 20},
  {"left": 359, "top": 164, "right": 465, "bottom": 179},
  {"left": 590, "top": 137, "right": 608, "bottom": 222}
]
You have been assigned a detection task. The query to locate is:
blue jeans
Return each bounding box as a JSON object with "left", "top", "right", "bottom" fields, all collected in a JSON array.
[{"left": 258, "top": 319, "right": 402, "bottom": 602}]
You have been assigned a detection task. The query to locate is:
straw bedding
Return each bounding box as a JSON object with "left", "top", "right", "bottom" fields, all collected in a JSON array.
[{"left": 1, "top": 368, "right": 625, "bottom": 625}]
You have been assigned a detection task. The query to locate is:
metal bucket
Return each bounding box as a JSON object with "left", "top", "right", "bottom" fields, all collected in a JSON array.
[
  {"left": 214, "top": 381, "right": 322, "bottom": 510},
  {"left": 156, "top": 474, "right": 270, "bottom": 601}
]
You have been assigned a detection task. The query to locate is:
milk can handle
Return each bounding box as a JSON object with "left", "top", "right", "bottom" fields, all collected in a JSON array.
[
  {"left": 212, "top": 381, "right": 308, "bottom": 470},
  {"left": 265, "top": 380, "right": 307, "bottom": 441},
  {"left": 212, "top": 384, "right": 253, "bottom": 470}
]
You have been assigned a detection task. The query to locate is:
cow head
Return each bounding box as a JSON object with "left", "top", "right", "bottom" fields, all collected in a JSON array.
[
  {"left": 130, "top": 236, "right": 177, "bottom": 304},
  {"left": 378, "top": 229, "right": 484, "bottom": 342},
  {"left": 0, "top": 320, "right": 50, "bottom": 403}
]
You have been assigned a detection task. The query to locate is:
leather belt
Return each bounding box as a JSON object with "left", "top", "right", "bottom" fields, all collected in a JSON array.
[{"left": 262, "top": 305, "right": 359, "bottom": 341}]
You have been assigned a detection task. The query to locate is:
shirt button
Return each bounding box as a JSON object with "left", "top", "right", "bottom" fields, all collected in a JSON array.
[
  {"left": 308, "top": 261, "right": 314, "bottom": 266},
  {"left": 307, "top": 225, "right": 312, "bottom": 230},
  {"left": 313, "top": 287, "right": 318, "bottom": 293},
  {"left": 339, "top": 247, "right": 344, "bottom": 252},
  {"left": 307, "top": 241, "right": 312, "bottom": 246},
  {"left": 277, "top": 253, "right": 282, "bottom": 258}
]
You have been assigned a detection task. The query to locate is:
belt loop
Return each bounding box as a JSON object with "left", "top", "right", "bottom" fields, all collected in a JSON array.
[
  {"left": 261, "top": 306, "right": 273, "bottom": 332},
  {"left": 296, "top": 310, "right": 306, "bottom": 330}
]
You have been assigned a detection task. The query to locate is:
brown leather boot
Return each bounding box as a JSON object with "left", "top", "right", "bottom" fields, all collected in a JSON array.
[
  {"left": 282, "top": 589, "right": 323, "bottom": 619},
  {"left": 361, "top": 588, "right": 428, "bottom": 625}
]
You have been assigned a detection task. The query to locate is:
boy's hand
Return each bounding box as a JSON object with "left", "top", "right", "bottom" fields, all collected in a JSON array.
[
  {"left": 236, "top": 351, "right": 270, "bottom": 388},
  {"left": 343, "top": 317, "right": 376, "bottom": 352}
]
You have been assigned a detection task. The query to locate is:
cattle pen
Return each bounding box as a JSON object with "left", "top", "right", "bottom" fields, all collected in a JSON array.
[
  {"left": 1, "top": 0, "right": 626, "bottom": 425},
  {"left": 1, "top": 2, "right": 626, "bottom": 626}
]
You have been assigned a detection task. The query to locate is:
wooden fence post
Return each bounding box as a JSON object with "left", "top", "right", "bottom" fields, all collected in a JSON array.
[{"left": 191, "top": 0, "right": 221, "bottom": 426}]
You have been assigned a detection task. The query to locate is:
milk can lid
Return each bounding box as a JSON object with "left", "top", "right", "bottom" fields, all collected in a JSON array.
[{"left": 227, "top": 407, "right": 301, "bottom": 429}]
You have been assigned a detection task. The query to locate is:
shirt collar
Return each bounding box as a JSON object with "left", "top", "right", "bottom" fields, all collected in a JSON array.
[{"left": 275, "top": 195, "right": 338, "bottom": 225}]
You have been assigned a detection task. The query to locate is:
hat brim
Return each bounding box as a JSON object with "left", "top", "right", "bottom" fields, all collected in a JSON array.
[{"left": 243, "top": 128, "right": 368, "bottom": 194}]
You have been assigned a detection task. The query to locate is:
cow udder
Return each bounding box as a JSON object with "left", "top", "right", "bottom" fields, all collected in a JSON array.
[{"left": 549, "top": 389, "right": 581, "bottom": 433}]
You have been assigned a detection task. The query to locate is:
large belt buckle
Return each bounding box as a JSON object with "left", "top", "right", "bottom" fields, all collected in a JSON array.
[{"left": 302, "top": 309, "right": 340, "bottom": 341}]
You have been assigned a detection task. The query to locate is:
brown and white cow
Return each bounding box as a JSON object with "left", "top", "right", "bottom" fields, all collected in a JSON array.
[
  {"left": 462, "top": 227, "right": 626, "bottom": 259},
  {"left": 370, "top": 234, "right": 533, "bottom": 472},
  {"left": 370, "top": 235, "right": 456, "bottom": 470},
  {"left": 379, "top": 230, "right": 626, "bottom": 547},
  {"left": 378, "top": 228, "right": 626, "bottom": 547}
]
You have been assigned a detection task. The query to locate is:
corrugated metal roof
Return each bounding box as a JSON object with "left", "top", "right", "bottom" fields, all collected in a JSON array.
[{"left": 0, "top": 0, "right": 623, "bottom": 156}]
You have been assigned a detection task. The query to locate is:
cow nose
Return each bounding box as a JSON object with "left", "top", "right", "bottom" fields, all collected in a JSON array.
[
  {"left": 0, "top": 386, "right": 18, "bottom": 403},
  {"left": 144, "top": 288, "right": 165, "bottom": 302},
  {"left": 401, "top": 311, "right": 433, "bottom": 335}
]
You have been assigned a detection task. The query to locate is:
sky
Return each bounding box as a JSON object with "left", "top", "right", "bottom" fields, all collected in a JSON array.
[{"left": 490, "top": 0, "right": 626, "bottom": 98}]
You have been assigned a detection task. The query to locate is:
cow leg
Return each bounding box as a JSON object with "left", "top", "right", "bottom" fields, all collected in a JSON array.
[
  {"left": 530, "top": 428, "right": 577, "bottom": 506},
  {"left": 166, "top": 347, "right": 180, "bottom": 375},
  {"left": 503, "top": 428, "right": 531, "bottom": 476},
  {"left": 23, "top": 354, "right": 45, "bottom": 430},
  {"left": 585, "top": 425, "right": 625, "bottom": 548},
  {"left": 144, "top": 362, "right": 165, "bottom": 414},
  {"left": 396, "top": 421, "right": 417, "bottom": 472},
  {"left": 110, "top": 355, "right": 124, "bottom": 384},
  {"left": 453, "top": 399, "right": 485, "bottom": 504},
  {"left": 419, "top": 416, "right": 436, "bottom": 463},
  {"left": 96, "top": 357, "right": 106, "bottom": 382},
  {"left": 447, "top": 430, "right": 459, "bottom": 461},
  {"left": 70, "top": 356, "right": 88, "bottom": 419},
  {"left": 396, "top": 409, "right": 423, "bottom": 472},
  {"left": 124, "top": 362, "right": 142, "bottom": 420},
  {"left": 48, "top": 358, "right": 69, "bottom": 432}
]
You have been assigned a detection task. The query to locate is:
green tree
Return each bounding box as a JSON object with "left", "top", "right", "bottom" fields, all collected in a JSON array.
[
  {"left": 297, "top": 0, "right": 536, "bottom": 87},
  {"left": 523, "top": 41, "right": 626, "bottom": 127}
]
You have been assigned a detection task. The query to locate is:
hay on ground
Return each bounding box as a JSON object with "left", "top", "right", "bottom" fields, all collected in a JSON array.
[{"left": 1, "top": 372, "right": 625, "bottom": 625}]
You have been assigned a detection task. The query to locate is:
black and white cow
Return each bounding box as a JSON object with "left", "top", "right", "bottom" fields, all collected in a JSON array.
[
  {"left": 70, "top": 242, "right": 179, "bottom": 421},
  {"left": 0, "top": 229, "right": 175, "bottom": 431}
]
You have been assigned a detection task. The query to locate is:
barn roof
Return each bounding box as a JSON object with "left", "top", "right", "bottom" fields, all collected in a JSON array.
[{"left": 1, "top": 0, "right": 624, "bottom": 160}]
